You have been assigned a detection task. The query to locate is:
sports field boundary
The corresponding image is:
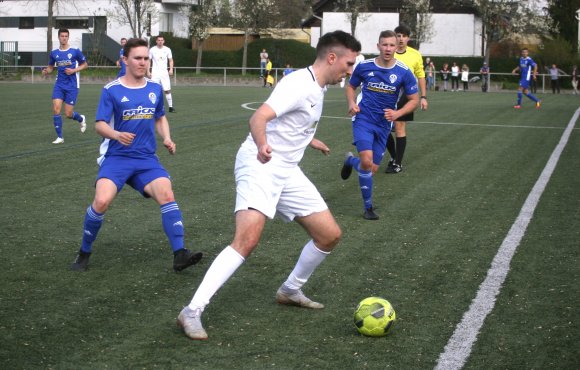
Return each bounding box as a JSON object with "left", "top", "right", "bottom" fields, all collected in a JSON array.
[{"left": 434, "top": 107, "right": 580, "bottom": 370}]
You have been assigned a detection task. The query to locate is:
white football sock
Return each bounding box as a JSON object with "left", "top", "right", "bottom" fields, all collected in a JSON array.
[
  {"left": 189, "top": 246, "right": 244, "bottom": 311},
  {"left": 283, "top": 240, "right": 329, "bottom": 291},
  {"left": 166, "top": 93, "right": 173, "bottom": 108}
]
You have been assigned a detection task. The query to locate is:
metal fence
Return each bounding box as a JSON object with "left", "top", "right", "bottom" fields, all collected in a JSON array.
[
  {"left": 1, "top": 65, "right": 575, "bottom": 93},
  {"left": 0, "top": 41, "right": 19, "bottom": 74}
]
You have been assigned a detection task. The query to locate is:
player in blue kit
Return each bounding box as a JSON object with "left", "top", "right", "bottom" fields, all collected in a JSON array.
[
  {"left": 42, "top": 28, "right": 88, "bottom": 144},
  {"left": 341, "top": 30, "right": 419, "bottom": 220},
  {"left": 70, "top": 38, "right": 202, "bottom": 272},
  {"left": 116, "top": 37, "right": 127, "bottom": 78},
  {"left": 511, "top": 48, "right": 541, "bottom": 109}
]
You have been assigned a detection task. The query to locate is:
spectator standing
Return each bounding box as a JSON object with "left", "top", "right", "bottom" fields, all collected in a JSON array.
[
  {"left": 461, "top": 64, "right": 469, "bottom": 91},
  {"left": 426, "top": 61, "right": 435, "bottom": 90},
  {"left": 572, "top": 65, "right": 578, "bottom": 95},
  {"left": 451, "top": 62, "right": 460, "bottom": 91},
  {"left": 480, "top": 62, "right": 490, "bottom": 92},
  {"left": 259, "top": 48, "right": 268, "bottom": 77},
  {"left": 549, "top": 64, "right": 560, "bottom": 94},
  {"left": 440, "top": 63, "right": 450, "bottom": 92}
]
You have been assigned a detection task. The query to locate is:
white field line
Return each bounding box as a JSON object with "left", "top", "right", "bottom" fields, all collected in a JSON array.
[{"left": 434, "top": 107, "right": 580, "bottom": 370}]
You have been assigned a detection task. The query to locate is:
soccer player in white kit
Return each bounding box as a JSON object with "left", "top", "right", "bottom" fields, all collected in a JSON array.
[
  {"left": 148, "top": 35, "right": 175, "bottom": 112},
  {"left": 177, "top": 30, "right": 362, "bottom": 340}
]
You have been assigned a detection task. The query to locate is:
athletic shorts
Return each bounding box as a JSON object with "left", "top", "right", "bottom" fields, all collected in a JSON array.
[
  {"left": 396, "top": 94, "right": 414, "bottom": 122},
  {"left": 234, "top": 148, "right": 327, "bottom": 222},
  {"left": 150, "top": 73, "right": 171, "bottom": 91},
  {"left": 519, "top": 79, "right": 531, "bottom": 90},
  {"left": 52, "top": 85, "right": 79, "bottom": 106},
  {"left": 97, "top": 155, "right": 170, "bottom": 197},
  {"left": 352, "top": 118, "right": 392, "bottom": 165}
]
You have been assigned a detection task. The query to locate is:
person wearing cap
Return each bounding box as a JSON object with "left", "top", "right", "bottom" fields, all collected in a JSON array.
[
  {"left": 384, "top": 24, "right": 428, "bottom": 174},
  {"left": 480, "top": 62, "right": 490, "bottom": 92}
]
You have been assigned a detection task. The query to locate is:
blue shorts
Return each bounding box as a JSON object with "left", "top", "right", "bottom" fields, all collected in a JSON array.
[
  {"left": 352, "top": 118, "right": 393, "bottom": 165},
  {"left": 519, "top": 79, "right": 531, "bottom": 90},
  {"left": 52, "top": 85, "right": 79, "bottom": 106},
  {"left": 97, "top": 155, "right": 170, "bottom": 197}
]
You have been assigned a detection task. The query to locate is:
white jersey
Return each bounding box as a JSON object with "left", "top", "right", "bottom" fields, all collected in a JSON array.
[
  {"left": 240, "top": 66, "right": 326, "bottom": 167},
  {"left": 149, "top": 46, "right": 172, "bottom": 75}
]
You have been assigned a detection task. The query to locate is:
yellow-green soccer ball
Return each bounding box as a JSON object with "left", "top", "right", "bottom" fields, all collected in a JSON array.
[{"left": 353, "top": 297, "right": 396, "bottom": 337}]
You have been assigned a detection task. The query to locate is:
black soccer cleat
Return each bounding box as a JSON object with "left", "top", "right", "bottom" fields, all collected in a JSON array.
[
  {"left": 341, "top": 152, "right": 354, "bottom": 180},
  {"left": 363, "top": 207, "right": 379, "bottom": 221},
  {"left": 385, "top": 163, "right": 402, "bottom": 174},
  {"left": 169, "top": 107, "right": 176, "bottom": 113},
  {"left": 70, "top": 251, "right": 91, "bottom": 272},
  {"left": 173, "top": 248, "right": 203, "bottom": 272}
]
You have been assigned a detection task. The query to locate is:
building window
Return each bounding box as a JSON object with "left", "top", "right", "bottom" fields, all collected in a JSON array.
[
  {"left": 158, "top": 13, "right": 173, "bottom": 33},
  {"left": 19, "top": 17, "right": 34, "bottom": 29},
  {"left": 55, "top": 17, "right": 89, "bottom": 29}
]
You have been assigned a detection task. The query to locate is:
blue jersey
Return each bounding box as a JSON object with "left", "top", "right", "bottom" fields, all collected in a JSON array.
[
  {"left": 518, "top": 56, "right": 536, "bottom": 83},
  {"left": 96, "top": 79, "right": 165, "bottom": 163},
  {"left": 48, "top": 47, "right": 87, "bottom": 89},
  {"left": 349, "top": 59, "right": 418, "bottom": 126},
  {"left": 118, "top": 47, "right": 126, "bottom": 77}
]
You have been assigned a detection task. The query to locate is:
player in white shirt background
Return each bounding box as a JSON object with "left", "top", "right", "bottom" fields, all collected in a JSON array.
[{"left": 148, "top": 35, "right": 176, "bottom": 112}]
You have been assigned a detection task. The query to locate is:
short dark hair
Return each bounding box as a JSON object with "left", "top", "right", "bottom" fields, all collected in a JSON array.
[
  {"left": 316, "top": 30, "right": 361, "bottom": 58},
  {"left": 156, "top": 35, "right": 164, "bottom": 41},
  {"left": 394, "top": 24, "right": 411, "bottom": 37},
  {"left": 123, "top": 38, "right": 148, "bottom": 57},
  {"left": 58, "top": 28, "right": 69, "bottom": 36},
  {"left": 121, "top": 37, "right": 127, "bottom": 42},
  {"left": 379, "top": 30, "right": 397, "bottom": 41}
]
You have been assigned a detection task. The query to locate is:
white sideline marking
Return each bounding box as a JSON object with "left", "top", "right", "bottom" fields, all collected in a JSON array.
[{"left": 434, "top": 107, "right": 580, "bottom": 370}]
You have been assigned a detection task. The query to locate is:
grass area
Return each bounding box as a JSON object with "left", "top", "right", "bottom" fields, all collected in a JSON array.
[{"left": 0, "top": 84, "right": 578, "bottom": 369}]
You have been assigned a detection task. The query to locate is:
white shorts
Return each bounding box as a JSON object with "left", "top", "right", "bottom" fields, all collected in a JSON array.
[
  {"left": 234, "top": 148, "right": 328, "bottom": 222},
  {"left": 150, "top": 73, "right": 171, "bottom": 91}
]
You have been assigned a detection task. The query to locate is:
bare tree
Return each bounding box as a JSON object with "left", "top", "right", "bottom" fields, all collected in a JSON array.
[
  {"left": 401, "top": 0, "right": 434, "bottom": 50},
  {"left": 108, "top": 0, "right": 158, "bottom": 39},
  {"left": 187, "top": 0, "right": 218, "bottom": 74},
  {"left": 455, "top": 0, "right": 551, "bottom": 64},
  {"left": 335, "top": 0, "right": 371, "bottom": 36}
]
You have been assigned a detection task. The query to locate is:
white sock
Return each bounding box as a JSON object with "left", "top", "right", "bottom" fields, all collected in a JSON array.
[
  {"left": 189, "top": 246, "right": 245, "bottom": 311},
  {"left": 283, "top": 240, "right": 329, "bottom": 291},
  {"left": 166, "top": 93, "right": 173, "bottom": 108}
]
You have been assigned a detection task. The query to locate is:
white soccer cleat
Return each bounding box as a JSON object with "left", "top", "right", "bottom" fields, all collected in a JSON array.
[
  {"left": 276, "top": 286, "right": 324, "bottom": 309},
  {"left": 52, "top": 137, "right": 64, "bottom": 144},
  {"left": 177, "top": 306, "right": 208, "bottom": 340},
  {"left": 80, "top": 115, "right": 87, "bottom": 133}
]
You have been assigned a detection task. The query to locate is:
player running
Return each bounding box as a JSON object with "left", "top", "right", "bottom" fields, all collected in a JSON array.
[
  {"left": 341, "top": 30, "right": 419, "bottom": 220},
  {"left": 70, "top": 38, "right": 202, "bottom": 272},
  {"left": 511, "top": 48, "right": 541, "bottom": 109},
  {"left": 42, "top": 28, "right": 88, "bottom": 144}
]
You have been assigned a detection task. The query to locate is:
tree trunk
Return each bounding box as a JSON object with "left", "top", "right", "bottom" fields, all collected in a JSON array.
[
  {"left": 47, "top": 0, "right": 55, "bottom": 54},
  {"left": 242, "top": 29, "right": 249, "bottom": 76},
  {"left": 196, "top": 39, "right": 204, "bottom": 75}
]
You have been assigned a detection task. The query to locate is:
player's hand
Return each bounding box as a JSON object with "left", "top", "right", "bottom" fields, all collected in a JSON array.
[
  {"left": 421, "top": 99, "right": 428, "bottom": 111},
  {"left": 164, "top": 139, "right": 176, "bottom": 155},
  {"left": 257, "top": 144, "right": 272, "bottom": 163},
  {"left": 310, "top": 138, "right": 330, "bottom": 156},
  {"left": 384, "top": 108, "right": 398, "bottom": 122},
  {"left": 348, "top": 103, "right": 360, "bottom": 116},
  {"left": 116, "top": 131, "right": 136, "bottom": 146},
  {"left": 64, "top": 68, "right": 76, "bottom": 75},
  {"left": 169, "top": 69, "right": 174, "bottom": 76},
  {"left": 42, "top": 68, "right": 49, "bottom": 75}
]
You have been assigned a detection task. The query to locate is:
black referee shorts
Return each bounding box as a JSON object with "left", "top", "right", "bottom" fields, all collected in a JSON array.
[{"left": 396, "top": 94, "right": 414, "bottom": 122}]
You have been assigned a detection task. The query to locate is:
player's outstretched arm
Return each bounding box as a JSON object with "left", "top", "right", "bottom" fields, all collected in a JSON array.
[
  {"left": 309, "top": 138, "right": 330, "bottom": 156},
  {"left": 96, "top": 120, "right": 135, "bottom": 146},
  {"left": 155, "top": 116, "right": 176, "bottom": 154}
]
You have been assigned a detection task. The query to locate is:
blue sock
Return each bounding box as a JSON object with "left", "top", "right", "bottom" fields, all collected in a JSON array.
[
  {"left": 80, "top": 206, "right": 104, "bottom": 253},
  {"left": 71, "top": 111, "right": 82, "bottom": 122},
  {"left": 53, "top": 115, "right": 63, "bottom": 138},
  {"left": 357, "top": 169, "right": 373, "bottom": 210},
  {"left": 160, "top": 202, "right": 184, "bottom": 253},
  {"left": 517, "top": 92, "right": 522, "bottom": 105},
  {"left": 526, "top": 93, "right": 539, "bottom": 103}
]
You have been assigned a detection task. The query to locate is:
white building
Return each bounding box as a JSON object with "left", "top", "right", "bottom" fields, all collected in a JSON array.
[{"left": 0, "top": 0, "right": 195, "bottom": 65}]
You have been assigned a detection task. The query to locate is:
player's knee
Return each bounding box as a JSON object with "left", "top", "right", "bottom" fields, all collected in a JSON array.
[
  {"left": 316, "top": 226, "right": 342, "bottom": 251},
  {"left": 360, "top": 157, "right": 373, "bottom": 171},
  {"left": 92, "top": 197, "right": 111, "bottom": 213}
]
